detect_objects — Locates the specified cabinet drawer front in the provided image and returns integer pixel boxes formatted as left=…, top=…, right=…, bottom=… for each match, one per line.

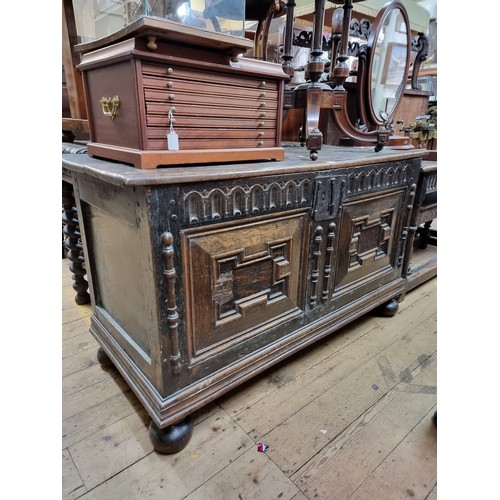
left=146, top=113, right=277, bottom=129
left=181, top=212, right=308, bottom=364
left=142, top=62, right=280, bottom=150
left=146, top=101, right=276, bottom=121
left=142, top=77, right=279, bottom=102
left=145, top=125, right=278, bottom=149
left=142, top=63, right=276, bottom=92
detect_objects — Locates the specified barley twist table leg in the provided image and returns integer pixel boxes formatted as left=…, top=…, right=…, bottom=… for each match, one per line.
left=62, top=181, right=90, bottom=305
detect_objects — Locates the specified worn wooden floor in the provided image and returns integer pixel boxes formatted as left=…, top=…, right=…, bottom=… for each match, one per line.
left=62, top=258, right=437, bottom=500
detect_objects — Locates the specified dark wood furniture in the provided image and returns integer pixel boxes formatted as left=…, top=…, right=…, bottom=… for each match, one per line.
left=62, top=0, right=89, bottom=142
left=405, top=156, right=437, bottom=292
left=63, top=144, right=427, bottom=453
left=62, top=142, right=90, bottom=305
left=284, top=0, right=414, bottom=160
left=394, top=88, right=433, bottom=133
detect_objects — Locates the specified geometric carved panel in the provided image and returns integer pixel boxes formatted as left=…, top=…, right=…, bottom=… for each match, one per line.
left=335, top=190, right=405, bottom=295
left=348, top=209, right=394, bottom=271
left=213, top=240, right=292, bottom=327
left=181, top=211, right=307, bottom=364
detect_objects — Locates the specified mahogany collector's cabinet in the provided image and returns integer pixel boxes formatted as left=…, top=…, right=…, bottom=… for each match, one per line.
left=63, top=145, right=425, bottom=453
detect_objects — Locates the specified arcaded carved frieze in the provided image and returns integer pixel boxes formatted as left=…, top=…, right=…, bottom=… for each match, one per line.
left=182, top=179, right=313, bottom=224
left=346, top=163, right=411, bottom=196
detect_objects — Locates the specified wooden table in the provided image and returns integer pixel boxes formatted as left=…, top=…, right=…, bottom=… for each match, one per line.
left=62, top=143, right=427, bottom=453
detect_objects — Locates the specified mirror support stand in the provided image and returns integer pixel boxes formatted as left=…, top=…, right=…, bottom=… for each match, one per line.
left=282, top=0, right=296, bottom=84
left=331, top=0, right=352, bottom=90
left=293, top=0, right=332, bottom=160
left=282, top=0, right=297, bottom=121
left=328, top=0, right=411, bottom=151
left=283, top=0, right=412, bottom=157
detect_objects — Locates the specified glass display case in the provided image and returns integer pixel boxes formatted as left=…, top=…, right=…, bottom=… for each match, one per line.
left=71, top=0, right=289, bottom=169
left=72, top=0, right=246, bottom=44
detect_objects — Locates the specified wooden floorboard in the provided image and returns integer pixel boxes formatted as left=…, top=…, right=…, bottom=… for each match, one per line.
left=62, top=258, right=437, bottom=499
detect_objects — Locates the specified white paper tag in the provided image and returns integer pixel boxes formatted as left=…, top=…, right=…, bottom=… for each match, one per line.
left=167, top=131, right=179, bottom=151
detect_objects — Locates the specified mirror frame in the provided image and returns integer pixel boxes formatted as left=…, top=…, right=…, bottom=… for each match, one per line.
left=365, top=0, right=411, bottom=127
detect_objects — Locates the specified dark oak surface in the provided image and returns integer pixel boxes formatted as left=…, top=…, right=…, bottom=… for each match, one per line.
left=63, top=144, right=430, bottom=453
left=63, top=143, right=425, bottom=185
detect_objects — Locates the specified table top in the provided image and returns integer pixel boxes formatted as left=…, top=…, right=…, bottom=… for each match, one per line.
left=62, top=143, right=427, bottom=187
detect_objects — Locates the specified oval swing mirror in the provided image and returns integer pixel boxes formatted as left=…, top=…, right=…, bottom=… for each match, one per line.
left=367, top=1, right=411, bottom=125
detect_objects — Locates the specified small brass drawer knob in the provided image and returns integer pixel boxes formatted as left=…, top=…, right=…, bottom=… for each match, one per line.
left=260, top=81, right=266, bottom=87
left=167, top=68, right=174, bottom=75
left=260, top=102, right=266, bottom=107
left=260, top=92, right=266, bottom=97
left=258, top=131, right=264, bottom=137
left=169, top=94, right=175, bottom=100
left=258, top=141, right=264, bottom=146
left=260, top=112, right=266, bottom=118
left=167, top=81, right=174, bottom=88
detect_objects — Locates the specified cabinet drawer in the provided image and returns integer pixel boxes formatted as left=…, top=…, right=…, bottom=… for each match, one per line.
left=142, top=62, right=279, bottom=150
left=142, top=63, right=278, bottom=93
left=142, top=76, right=279, bottom=102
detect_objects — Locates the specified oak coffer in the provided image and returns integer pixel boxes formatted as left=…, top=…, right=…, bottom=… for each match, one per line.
left=77, top=32, right=288, bottom=169
left=62, top=145, right=425, bottom=453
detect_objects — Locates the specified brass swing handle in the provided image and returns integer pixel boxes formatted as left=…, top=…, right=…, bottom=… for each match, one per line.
left=100, top=96, right=120, bottom=120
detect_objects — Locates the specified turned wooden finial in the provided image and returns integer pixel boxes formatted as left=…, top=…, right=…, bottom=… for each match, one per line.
left=147, top=36, right=157, bottom=50
left=331, top=0, right=354, bottom=90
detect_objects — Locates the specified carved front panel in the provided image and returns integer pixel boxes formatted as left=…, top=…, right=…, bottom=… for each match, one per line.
left=334, top=189, right=406, bottom=300
left=182, top=211, right=308, bottom=364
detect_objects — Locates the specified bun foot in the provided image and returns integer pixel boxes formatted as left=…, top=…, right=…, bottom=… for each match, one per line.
left=74, top=291, right=91, bottom=305
left=149, top=417, right=193, bottom=454
left=374, top=298, right=399, bottom=317
left=96, top=346, right=114, bottom=368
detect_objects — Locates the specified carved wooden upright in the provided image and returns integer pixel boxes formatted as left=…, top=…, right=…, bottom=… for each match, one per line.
left=61, top=178, right=90, bottom=305
left=63, top=145, right=425, bottom=452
